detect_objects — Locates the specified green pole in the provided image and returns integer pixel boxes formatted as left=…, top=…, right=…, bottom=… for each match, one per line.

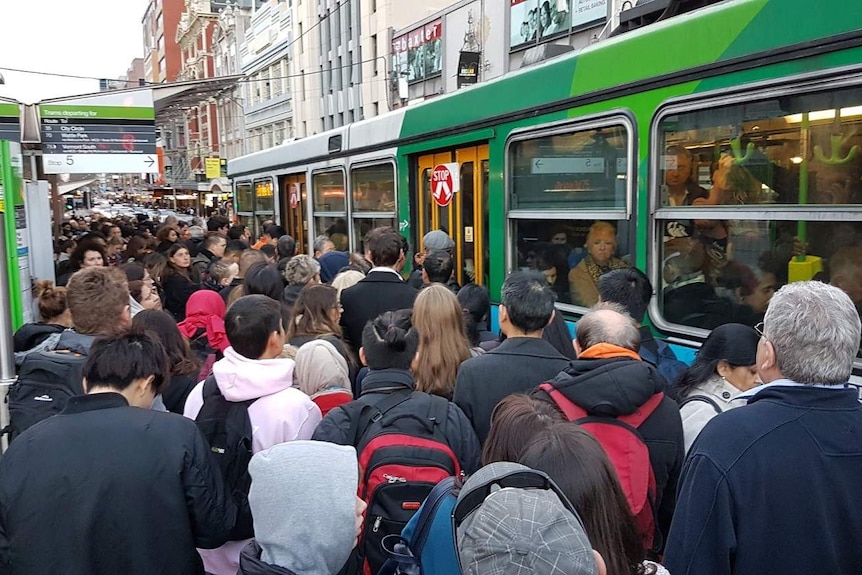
left=0, top=140, right=25, bottom=329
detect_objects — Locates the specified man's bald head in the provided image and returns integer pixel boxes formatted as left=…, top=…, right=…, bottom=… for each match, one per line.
left=575, top=303, right=640, bottom=353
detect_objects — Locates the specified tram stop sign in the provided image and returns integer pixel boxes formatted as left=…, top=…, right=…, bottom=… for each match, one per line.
left=432, top=163, right=459, bottom=207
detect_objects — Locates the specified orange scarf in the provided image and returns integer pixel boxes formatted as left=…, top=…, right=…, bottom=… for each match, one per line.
left=578, top=343, right=642, bottom=362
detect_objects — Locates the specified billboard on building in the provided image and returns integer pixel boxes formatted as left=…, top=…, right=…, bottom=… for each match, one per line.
left=540, top=0, right=572, bottom=38
left=392, top=19, right=444, bottom=84
left=510, top=0, right=539, bottom=48
left=511, top=0, right=605, bottom=49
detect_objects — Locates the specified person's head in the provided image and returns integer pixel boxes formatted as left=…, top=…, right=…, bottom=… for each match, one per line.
left=202, top=233, right=227, bottom=258
left=499, top=271, right=557, bottom=337
left=482, top=394, right=565, bottom=465
left=122, top=236, right=150, bottom=262
left=458, top=283, right=490, bottom=324
left=412, top=284, right=472, bottom=399
left=156, top=226, right=179, bottom=245
left=260, top=244, right=277, bottom=263
left=223, top=239, right=248, bottom=264
left=294, top=339, right=351, bottom=398
left=664, top=145, right=695, bottom=187
left=520, top=423, right=642, bottom=575
left=238, top=249, right=268, bottom=277
left=69, top=241, right=106, bottom=272
left=284, top=254, right=321, bottom=286
left=128, top=280, right=162, bottom=311
left=243, top=262, right=284, bottom=300
left=207, top=214, right=230, bottom=235
left=758, top=281, right=861, bottom=385
left=83, top=329, right=170, bottom=408
left=163, top=214, right=179, bottom=229
left=131, top=309, right=198, bottom=377
left=598, top=267, right=652, bottom=325
left=248, top=441, right=364, bottom=573
left=663, top=237, right=706, bottom=283
left=574, top=304, right=640, bottom=354
left=276, top=235, right=296, bottom=259
left=143, top=251, right=168, bottom=283
left=422, top=249, right=455, bottom=285
left=829, top=246, right=862, bottom=306
left=66, top=267, right=131, bottom=335
left=585, top=222, right=617, bottom=266
left=188, top=225, right=205, bottom=241
left=224, top=295, right=286, bottom=360
left=455, top=462, right=601, bottom=575
left=422, top=230, right=455, bottom=255
left=364, top=227, right=403, bottom=268
left=166, top=243, right=192, bottom=273
left=34, top=281, right=71, bottom=326
left=185, top=289, right=227, bottom=321
left=539, top=0, right=552, bottom=28
left=108, top=225, right=122, bottom=240
left=676, top=323, right=759, bottom=395
left=228, top=224, right=249, bottom=241
left=331, top=270, right=365, bottom=301
left=313, top=235, right=335, bottom=258
left=210, top=259, right=240, bottom=287
left=264, top=225, right=287, bottom=245
left=287, top=284, right=342, bottom=339
left=360, top=309, right=419, bottom=371
left=105, top=237, right=124, bottom=258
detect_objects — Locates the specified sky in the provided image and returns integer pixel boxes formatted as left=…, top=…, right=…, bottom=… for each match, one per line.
left=0, top=0, right=151, bottom=104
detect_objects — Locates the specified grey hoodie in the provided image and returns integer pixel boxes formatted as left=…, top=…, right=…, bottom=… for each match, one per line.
left=247, top=441, right=358, bottom=575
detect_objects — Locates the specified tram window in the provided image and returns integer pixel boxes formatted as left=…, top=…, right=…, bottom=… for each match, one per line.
left=236, top=182, right=253, bottom=212
left=658, top=87, right=862, bottom=207
left=351, top=164, right=395, bottom=212
left=511, top=218, right=634, bottom=306
left=254, top=179, right=274, bottom=213
left=315, top=216, right=349, bottom=251
left=509, top=124, right=629, bottom=210
left=353, top=217, right=397, bottom=254
left=313, top=171, right=346, bottom=212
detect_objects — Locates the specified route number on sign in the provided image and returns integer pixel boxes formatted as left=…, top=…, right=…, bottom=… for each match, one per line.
left=432, top=163, right=459, bottom=207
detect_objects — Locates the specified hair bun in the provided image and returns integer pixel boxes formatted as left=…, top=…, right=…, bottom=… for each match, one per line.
left=384, top=323, right=407, bottom=351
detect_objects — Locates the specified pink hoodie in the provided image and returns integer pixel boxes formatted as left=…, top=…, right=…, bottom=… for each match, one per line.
left=183, top=346, right=322, bottom=575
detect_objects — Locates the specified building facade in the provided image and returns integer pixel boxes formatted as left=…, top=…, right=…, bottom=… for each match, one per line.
left=213, top=1, right=253, bottom=162
left=142, top=0, right=185, bottom=84
left=239, top=0, right=295, bottom=153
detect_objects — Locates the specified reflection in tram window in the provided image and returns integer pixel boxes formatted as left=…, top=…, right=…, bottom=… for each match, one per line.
left=312, top=171, right=346, bottom=212
left=351, top=164, right=396, bottom=212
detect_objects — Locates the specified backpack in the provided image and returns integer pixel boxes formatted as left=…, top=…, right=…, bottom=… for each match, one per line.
left=378, top=476, right=460, bottom=575
left=345, top=390, right=461, bottom=575
left=538, top=382, right=663, bottom=551
left=194, top=374, right=256, bottom=540
left=6, top=349, right=88, bottom=441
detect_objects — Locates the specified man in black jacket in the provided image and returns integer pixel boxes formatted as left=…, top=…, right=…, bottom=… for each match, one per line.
left=453, top=271, right=571, bottom=445
left=340, top=227, right=418, bottom=349
left=536, top=304, right=684, bottom=548
left=0, top=330, right=235, bottom=575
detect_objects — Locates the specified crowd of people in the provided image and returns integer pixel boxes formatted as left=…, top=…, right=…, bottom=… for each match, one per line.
left=2, top=215, right=862, bottom=575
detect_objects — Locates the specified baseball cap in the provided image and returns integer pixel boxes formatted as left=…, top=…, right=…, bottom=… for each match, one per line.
left=423, top=230, right=455, bottom=251
left=455, top=462, right=597, bottom=575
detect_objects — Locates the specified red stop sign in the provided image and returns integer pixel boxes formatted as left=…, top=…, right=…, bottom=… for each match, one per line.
left=431, top=164, right=454, bottom=207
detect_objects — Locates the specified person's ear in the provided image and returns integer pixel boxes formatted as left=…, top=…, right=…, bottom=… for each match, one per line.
left=359, top=347, right=367, bottom=367
left=761, top=340, right=777, bottom=373
left=498, top=304, right=508, bottom=325
left=574, top=338, right=583, bottom=357
left=593, top=550, right=607, bottom=575
left=137, top=375, right=155, bottom=398
left=121, top=304, right=131, bottom=326
left=82, top=377, right=90, bottom=394
left=547, top=309, right=556, bottom=327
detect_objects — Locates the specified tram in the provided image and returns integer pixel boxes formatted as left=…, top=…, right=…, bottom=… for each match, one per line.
left=228, top=0, right=862, bottom=362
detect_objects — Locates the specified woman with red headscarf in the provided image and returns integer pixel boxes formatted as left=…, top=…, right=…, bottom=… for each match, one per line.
left=177, top=290, right=230, bottom=380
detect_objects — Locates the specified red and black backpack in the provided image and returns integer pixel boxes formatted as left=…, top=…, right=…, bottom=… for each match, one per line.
left=538, top=382, right=663, bottom=551
left=344, top=390, right=461, bottom=575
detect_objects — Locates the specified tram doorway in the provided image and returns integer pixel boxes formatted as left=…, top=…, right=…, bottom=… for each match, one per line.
left=279, top=173, right=307, bottom=255
left=416, top=145, right=489, bottom=285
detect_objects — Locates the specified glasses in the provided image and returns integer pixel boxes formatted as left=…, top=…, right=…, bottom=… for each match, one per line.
left=754, top=321, right=766, bottom=339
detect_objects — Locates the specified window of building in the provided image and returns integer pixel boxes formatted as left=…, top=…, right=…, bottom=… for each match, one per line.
left=507, top=116, right=634, bottom=306
left=371, top=35, right=378, bottom=75
left=312, top=170, right=347, bottom=242
left=652, top=81, right=862, bottom=343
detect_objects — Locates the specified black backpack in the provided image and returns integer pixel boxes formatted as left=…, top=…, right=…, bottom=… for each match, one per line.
left=344, top=390, right=461, bottom=575
left=6, top=349, right=88, bottom=441
left=194, top=375, right=257, bottom=540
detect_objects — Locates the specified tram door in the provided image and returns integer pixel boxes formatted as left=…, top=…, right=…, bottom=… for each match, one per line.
left=416, top=145, right=489, bottom=285
left=280, top=174, right=307, bottom=254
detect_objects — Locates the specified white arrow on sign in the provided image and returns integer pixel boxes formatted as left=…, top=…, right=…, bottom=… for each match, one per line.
left=435, top=179, right=452, bottom=202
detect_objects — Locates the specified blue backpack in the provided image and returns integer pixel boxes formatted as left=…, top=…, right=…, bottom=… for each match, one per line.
left=378, top=476, right=460, bottom=575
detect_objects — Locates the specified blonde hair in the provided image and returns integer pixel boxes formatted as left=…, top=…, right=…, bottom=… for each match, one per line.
left=412, top=284, right=471, bottom=399
left=587, top=221, right=617, bottom=243
left=331, top=270, right=365, bottom=300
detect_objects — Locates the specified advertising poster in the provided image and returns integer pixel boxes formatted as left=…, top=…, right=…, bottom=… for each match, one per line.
left=392, top=19, right=443, bottom=84
left=510, top=0, right=539, bottom=48
left=540, top=0, right=572, bottom=38
left=572, top=0, right=608, bottom=28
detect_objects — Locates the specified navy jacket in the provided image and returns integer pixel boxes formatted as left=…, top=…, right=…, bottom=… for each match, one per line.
left=664, top=384, right=862, bottom=575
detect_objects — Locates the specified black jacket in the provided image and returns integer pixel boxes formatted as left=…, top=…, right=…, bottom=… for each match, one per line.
left=312, top=368, right=481, bottom=474
left=537, top=355, right=684, bottom=545
left=453, top=337, right=571, bottom=444
left=162, top=272, right=200, bottom=321
left=0, top=393, right=235, bottom=575
left=339, top=270, right=418, bottom=350
left=12, top=322, right=66, bottom=353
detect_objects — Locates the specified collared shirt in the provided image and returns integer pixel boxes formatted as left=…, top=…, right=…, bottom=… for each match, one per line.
left=369, top=266, right=403, bottom=279
left=737, top=378, right=848, bottom=400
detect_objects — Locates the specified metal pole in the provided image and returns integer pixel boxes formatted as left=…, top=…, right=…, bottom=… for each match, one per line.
left=0, top=214, right=16, bottom=452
